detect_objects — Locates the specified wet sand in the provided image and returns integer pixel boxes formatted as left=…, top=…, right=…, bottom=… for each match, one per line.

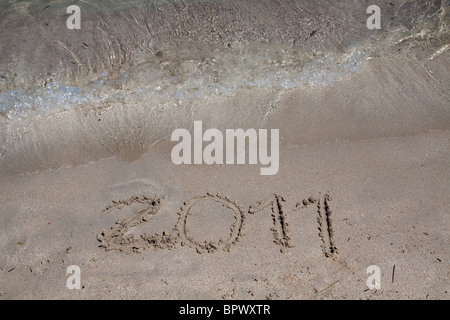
left=0, top=0, right=449, bottom=299
left=1, top=51, right=449, bottom=299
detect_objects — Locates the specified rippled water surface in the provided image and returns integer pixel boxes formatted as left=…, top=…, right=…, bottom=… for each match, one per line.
left=0, top=0, right=448, bottom=121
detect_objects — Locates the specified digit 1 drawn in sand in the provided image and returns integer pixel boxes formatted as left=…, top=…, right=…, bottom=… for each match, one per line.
left=296, top=193, right=337, bottom=258
left=175, top=193, right=245, bottom=254
left=249, top=194, right=293, bottom=252
left=97, top=196, right=178, bottom=253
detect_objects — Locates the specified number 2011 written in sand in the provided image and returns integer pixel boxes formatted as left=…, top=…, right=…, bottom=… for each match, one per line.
left=97, top=193, right=337, bottom=258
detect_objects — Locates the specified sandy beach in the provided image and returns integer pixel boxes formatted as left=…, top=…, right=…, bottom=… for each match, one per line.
left=0, top=0, right=449, bottom=299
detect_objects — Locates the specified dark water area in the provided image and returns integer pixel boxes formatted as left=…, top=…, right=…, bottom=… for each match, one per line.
left=0, top=0, right=448, bottom=122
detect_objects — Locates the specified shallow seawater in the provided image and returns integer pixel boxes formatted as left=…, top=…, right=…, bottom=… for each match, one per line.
left=0, top=0, right=448, bottom=123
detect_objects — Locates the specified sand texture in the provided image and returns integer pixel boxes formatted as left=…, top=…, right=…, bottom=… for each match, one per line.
left=0, top=0, right=449, bottom=299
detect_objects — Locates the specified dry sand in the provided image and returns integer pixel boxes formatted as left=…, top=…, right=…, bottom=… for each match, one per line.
left=0, top=0, right=449, bottom=300
left=1, top=51, right=449, bottom=300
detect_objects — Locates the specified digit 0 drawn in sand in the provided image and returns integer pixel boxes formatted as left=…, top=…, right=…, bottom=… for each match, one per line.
left=97, top=192, right=337, bottom=256
left=175, top=193, right=245, bottom=254
left=97, top=196, right=178, bottom=253
left=296, top=193, right=337, bottom=258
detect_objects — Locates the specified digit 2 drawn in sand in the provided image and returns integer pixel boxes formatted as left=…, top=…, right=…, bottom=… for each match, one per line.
left=97, top=193, right=337, bottom=257
left=97, top=196, right=178, bottom=253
